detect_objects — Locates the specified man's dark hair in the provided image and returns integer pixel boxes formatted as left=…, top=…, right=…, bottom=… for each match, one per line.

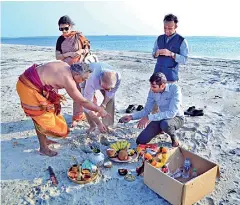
left=164, top=14, right=178, bottom=24
left=149, top=72, right=167, bottom=86
left=58, top=15, right=75, bottom=26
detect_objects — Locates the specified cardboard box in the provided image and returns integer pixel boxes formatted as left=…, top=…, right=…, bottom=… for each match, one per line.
left=144, top=147, right=220, bottom=205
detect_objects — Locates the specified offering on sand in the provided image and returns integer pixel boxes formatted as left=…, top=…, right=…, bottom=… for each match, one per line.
left=124, top=173, right=136, bottom=182
left=107, top=141, right=138, bottom=163
left=103, top=161, right=112, bottom=168
left=67, top=163, right=99, bottom=184
left=118, top=168, right=128, bottom=176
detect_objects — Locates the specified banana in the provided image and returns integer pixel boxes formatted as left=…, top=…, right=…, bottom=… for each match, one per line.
left=155, top=161, right=165, bottom=168
left=162, top=153, right=168, bottom=160
left=122, top=141, right=128, bottom=150
left=127, top=142, right=131, bottom=149
left=116, top=141, right=121, bottom=150
left=120, top=141, right=124, bottom=150
left=110, top=143, right=118, bottom=151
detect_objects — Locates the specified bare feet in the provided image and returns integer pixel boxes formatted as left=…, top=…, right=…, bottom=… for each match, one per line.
left=39, top=147, right=58, bottom=157
left=172, top=140, right=180, bottom=147
left=71, top=120, right=78, bottom=128
left=46, top=139, right=58, bottom=145
left=86, top=126, right=96, bottom=134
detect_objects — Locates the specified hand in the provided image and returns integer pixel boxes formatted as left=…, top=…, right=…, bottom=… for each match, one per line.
left=83, top=48, right=90, bottom=54
left=100, top=104, right=106, bottom=109
left=159, top=49, right=172, bottom=57
left=137, top=116, right=149, bottom=129
left=97, top=122, right=108, bottom=133
left=155, top=49, right=161, bottom=57
left=119, top=115, right=133, bottom=123
left=69, top=52, right=79, bottom=58
left=97, top=107, right=112, bottom=119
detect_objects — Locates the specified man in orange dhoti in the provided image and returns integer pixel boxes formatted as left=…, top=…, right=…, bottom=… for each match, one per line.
left=16, top=61, right=109, bottom=157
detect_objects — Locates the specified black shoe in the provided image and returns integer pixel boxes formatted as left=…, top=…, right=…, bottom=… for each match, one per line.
left=192, top=109, right=204, bottom=116
left=126, top=105, right=136, bottom=113
left=184, top=106, right=196, bottom=115
left=136, top=105, right=144, bottom=111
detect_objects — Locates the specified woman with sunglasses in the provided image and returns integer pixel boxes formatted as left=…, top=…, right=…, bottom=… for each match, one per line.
left=56, top=15, right=91, bottom=124
left=56, top=15, right=90, bottom=65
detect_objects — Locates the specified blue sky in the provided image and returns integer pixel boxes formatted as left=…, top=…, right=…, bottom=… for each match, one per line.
left=1, top=0, right=240, bottom=37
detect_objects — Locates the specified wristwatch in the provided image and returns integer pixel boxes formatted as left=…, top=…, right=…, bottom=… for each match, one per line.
left=171, top=52, right=176, bottom=58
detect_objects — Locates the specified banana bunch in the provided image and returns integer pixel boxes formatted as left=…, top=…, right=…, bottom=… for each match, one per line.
left=110, top=141, right=130, bottom=152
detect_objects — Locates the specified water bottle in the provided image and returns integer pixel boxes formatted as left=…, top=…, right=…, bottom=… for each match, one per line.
left=192, top=168, right=198, bottom=178
left=182, top=158, right=191, bottom=179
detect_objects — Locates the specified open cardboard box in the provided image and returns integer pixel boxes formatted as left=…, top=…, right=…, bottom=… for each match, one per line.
left=144, top=147, right=220, bottom=205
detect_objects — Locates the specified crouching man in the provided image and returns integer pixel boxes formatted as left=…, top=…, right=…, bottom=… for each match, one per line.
left=119, top=72, right=184, bottom=147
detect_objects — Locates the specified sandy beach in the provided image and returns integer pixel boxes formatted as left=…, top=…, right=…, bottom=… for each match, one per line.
left=1, top=44, right=240, bottom=205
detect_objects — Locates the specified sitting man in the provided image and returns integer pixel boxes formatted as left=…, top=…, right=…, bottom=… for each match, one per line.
left=119, top=72, right=184, bottom=147
left=16, top=61, right=109, bottom=157
left=83, top=62, right=121, bottom=133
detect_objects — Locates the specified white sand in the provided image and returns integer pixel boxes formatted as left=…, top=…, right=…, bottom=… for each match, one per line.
left=1, top=44, right=240, bottom=205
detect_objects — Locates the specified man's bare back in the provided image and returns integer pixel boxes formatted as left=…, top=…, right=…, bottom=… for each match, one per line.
left=36, top=61, right=109, bottom=118
left=37, top=61, right=71, bottom=90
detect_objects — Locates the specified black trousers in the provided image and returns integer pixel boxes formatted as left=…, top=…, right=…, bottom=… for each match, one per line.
left=136, top=116, right=184, bottom=144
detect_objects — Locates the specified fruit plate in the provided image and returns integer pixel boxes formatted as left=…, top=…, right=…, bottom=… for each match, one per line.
left=109, top=153, right=138, bottom=163
left=67, top=166, right=99, bottom=184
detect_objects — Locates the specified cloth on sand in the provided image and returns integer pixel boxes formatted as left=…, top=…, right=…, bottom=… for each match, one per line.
left=16, top=64, right=69, bottom=138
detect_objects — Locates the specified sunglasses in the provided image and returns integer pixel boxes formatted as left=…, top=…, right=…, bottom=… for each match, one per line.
left=59, top=27, right=69, bottom=31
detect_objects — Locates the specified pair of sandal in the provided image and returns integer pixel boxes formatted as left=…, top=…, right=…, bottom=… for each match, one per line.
left=126, top=104, right=144, bottom=113
left=184, top=106, right=204, bottom=116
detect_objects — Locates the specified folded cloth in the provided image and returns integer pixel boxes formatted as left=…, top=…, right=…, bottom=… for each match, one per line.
left=16, top=64, right=69, bottom=138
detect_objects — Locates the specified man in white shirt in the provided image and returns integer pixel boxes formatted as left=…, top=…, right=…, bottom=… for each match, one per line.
left=84, top=62, right=121, bottom=133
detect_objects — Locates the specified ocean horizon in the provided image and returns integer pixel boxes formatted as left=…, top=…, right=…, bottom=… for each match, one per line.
left=2, top=35, right=240, bottom=60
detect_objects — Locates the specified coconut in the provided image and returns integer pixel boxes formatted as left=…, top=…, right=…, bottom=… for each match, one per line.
left=118, top=150, right=129, bottom=161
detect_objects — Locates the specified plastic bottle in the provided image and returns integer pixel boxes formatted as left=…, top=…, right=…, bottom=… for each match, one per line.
left=182, top=158, right=191, bottom=179
left=192, top=168, right=198, bottom=178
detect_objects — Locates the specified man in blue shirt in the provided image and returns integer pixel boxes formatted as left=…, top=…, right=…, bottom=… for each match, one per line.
left=83, top=62, right=121, bottom=133
left=119, top=72, right=184, bottom=147
left=152, top=14, right=189, bottom=82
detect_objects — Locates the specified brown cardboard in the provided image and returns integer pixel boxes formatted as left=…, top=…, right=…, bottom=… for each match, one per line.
left=144, top=147, right=220, bottom=205
left=144, top=162, right=183, bottom=205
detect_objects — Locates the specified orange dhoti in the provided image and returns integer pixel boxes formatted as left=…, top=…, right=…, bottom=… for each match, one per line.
left=16, top=66, right=69, bottom=138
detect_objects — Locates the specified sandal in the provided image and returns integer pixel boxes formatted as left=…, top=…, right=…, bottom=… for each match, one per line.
left=184, top=106, right=196, bottom=115
left=192, top=109, right=204, bottom=116
left=136, top=105, right=144, bottom=111
left=126, top=105, right=136, bottom=113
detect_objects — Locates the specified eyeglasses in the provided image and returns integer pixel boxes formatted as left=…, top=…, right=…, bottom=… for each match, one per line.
left=59, top=27, right=69, bottom=31
left=101, top=84, right=113, bottom=91
left=104, top=88, right=112, bottom=91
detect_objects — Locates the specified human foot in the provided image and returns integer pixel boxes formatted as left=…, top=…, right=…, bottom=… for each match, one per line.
left=71, top=120, right=78, bottom=128
left=39, top=148, right=58, bottom=157
left=86, top=126, right=96, bottom=134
